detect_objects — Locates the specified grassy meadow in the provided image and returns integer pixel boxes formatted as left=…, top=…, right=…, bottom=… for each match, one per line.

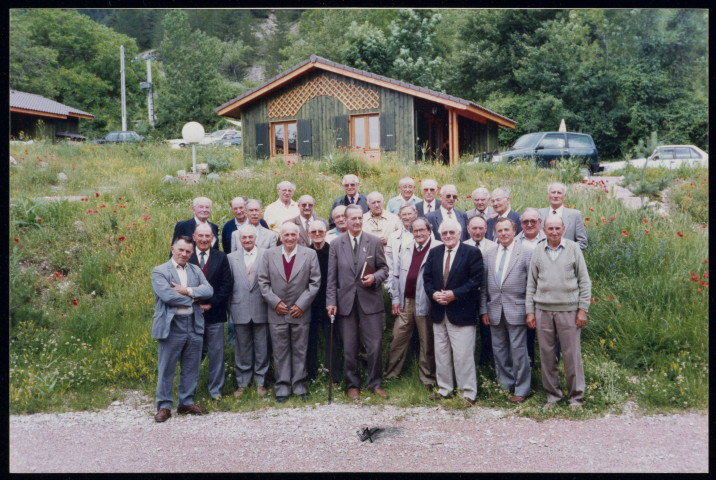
left=9, top=142, right=708, bottom=418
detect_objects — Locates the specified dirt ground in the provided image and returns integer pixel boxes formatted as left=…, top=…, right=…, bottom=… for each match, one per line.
left=9, top=392, right=708, bottom=473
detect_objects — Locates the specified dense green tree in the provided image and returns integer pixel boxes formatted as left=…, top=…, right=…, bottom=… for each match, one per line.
left=155, top=10, right=233, bottom=135
left=342, top=21, right=392, bottom=76
left=10, top=9, right=145, bottom=136
left=387, top=9, right=445, bottom=90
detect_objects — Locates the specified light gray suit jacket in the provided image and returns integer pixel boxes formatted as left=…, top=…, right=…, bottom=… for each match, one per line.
left=258, top=245, right=321, bottom=325
left=479, top=241, right=533, bottom=326
left=389, top=238, right=442, bottom=316
left=231, top=225, right=277, bottom=253
left=326, top=232, right=389, bottom=316
left=539, top=206, right=587, bottom=250
left=227, top=249, right=268, bottom=324
left=151, top=260, right=214, bottom=340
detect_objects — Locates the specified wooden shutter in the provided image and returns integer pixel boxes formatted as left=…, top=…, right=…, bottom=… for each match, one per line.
left=255, top=123, right=269, bottom=158
left=381, top=113, right=395, bottom=151
left=297, top=119, right=312, bottom=156
left=333, top=115, right=349, bottom=148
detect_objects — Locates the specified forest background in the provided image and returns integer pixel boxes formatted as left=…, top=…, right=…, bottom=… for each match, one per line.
left=9, top=8, right=709, bottom=159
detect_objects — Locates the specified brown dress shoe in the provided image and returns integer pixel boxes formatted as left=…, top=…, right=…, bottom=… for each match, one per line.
left=233, top=387, right=245, bottom=398
left=371, top=387, right=387, bottom=398
left=510, top=395, right=527, bottom=404
left=256, top=386, right=268, bottom=396
left=177, top=404, right=207, bottom=415
left=347, top=387, right=360, bottom=400
left=429, top=393, right=447, bottom=401
left=463, top=397, right=475, bottom=406
left=154, top=408, right=171, bottom=423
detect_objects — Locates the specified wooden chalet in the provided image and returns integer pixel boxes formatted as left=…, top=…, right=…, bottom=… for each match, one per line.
left=10, top=90, right=94, bottom=142
left=216, top=55, right=515, bottom=165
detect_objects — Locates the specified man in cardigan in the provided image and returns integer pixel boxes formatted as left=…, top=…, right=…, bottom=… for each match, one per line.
left=189, top=223, right=232, bottom=400
left=526, top=215, right=591, bottom=409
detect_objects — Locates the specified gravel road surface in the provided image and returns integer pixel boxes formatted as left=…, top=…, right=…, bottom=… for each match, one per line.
left=10, top=393, right=707, bottom=473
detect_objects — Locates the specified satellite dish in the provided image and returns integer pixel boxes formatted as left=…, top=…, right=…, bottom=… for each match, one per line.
left=182, top=122, right=205, bottom=143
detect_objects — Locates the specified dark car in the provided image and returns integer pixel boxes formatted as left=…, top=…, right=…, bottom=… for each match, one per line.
left=220, top=132, right=242, bottom=147
left=492, top=131, right=602, bottom=174
left=90, top=131, right=145, bottom=144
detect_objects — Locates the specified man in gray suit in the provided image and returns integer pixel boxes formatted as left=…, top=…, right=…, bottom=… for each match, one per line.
left=232, top=199, right=277, bottom=252
left=283, top=194, right=328, bottom=247
left=539, top=182, right=588, bottom=250
left=480, top=218, right=533, bottom=404
left=227, top=224, right=270, bottom=398
left=326, top=204, right=390, bottom=400
left=151, top=235, right=214, bottom=422
left=259, top=222, right=321, bottom=402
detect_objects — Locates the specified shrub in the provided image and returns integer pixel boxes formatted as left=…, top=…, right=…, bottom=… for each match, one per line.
left=670, top=173, right=709, bottom=224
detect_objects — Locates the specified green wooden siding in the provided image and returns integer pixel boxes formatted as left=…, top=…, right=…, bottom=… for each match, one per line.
left=240, top=70, right=499, bottom=164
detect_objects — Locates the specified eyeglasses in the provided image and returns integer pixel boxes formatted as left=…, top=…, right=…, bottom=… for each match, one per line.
left=443, top=194, right=458, bottom=199
left=343, top=183, right=357, bottom=187
left=309, top=230, right=326, bottom=235
left=441, top=230, right=458, bottom=235
left=521, top=219, right=540, bottom=225
left=299, top=203, right=314, bottom=207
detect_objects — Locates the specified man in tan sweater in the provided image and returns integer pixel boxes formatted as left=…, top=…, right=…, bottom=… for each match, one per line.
left=526, top=215, right=591, bottom=409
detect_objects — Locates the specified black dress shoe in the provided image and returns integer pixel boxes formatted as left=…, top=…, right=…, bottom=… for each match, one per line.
left=276, top=396, right=289, bottom=403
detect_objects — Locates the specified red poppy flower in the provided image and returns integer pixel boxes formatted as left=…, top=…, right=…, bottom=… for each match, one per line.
left=72, top=300, right=79, bottom=306
left=677, top=231, right=684, bottom=238
left=644, top=229, right=650, bottom=234
left=95, top=192, right=100, bottom=198
left=13, top=237, right=19, bottom=243
left=37, top=218, right=43, bottom=223
left=113, top=210, right=118, bottom=214
left=621, top=230, right=629, bottom=237
left=589, top=207, right=594, bottom=212
left=642, top=218, right=649, bottom=224
left=704, top=271, right=709, bottom=279
left=703, top=259, right=708, bottom=264
left=118, top=236, right=126, bottom=242
left=609, top=295, right=615, bottom=300
left=584, top=217, right=590, bottom=222
left=690, top=272, right=699, bottom=282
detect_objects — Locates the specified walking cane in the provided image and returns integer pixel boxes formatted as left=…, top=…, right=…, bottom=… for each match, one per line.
left=328, top=314, right=335, bottom=404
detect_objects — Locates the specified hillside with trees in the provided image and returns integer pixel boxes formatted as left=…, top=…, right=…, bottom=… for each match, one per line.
left=10, top=8, right=708, bottom=158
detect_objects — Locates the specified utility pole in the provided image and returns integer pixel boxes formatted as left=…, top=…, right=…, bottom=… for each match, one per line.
left=120, top=45, right=127, bottom=131
left=140, top=57, right=155, bottom=128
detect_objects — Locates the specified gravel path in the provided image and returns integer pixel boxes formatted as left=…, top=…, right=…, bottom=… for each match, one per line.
left=10, top=393, right=707, bottom=473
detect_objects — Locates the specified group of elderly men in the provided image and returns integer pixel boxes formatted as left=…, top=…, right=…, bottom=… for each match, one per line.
left=151, top=173, right=591, bottom=422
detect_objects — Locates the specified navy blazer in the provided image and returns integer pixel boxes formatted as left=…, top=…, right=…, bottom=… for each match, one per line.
left=328, top=193, right=369, bottom=228
left=221, top=218, right=269, bottom=253
left=425, top=208, right=469, bottom=241
left=485, top=210, right=522, bottom=241
left=423, top=243, right=483, bottom=326
left=415, top=199, right=441, bottom=218
left=172, top=218, right=220, bottom=249
left=189, top=248, right=233, bottom=324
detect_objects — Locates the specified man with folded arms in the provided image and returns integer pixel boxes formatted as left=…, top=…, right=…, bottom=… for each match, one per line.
left=480, top=218, right=532, bottom=404
left=526, top=215, right=591, bottom=410
left=151, top=235, right=214, bottom=422
left=385, top=216, right=439, bottom=390
left=423, top=218, right=483, bottom=406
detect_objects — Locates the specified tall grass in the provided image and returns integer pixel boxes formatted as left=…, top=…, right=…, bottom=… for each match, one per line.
left=9, top=141, right=708, bottom=415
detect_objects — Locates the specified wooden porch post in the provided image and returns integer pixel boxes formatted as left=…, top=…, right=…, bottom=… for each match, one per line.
left=448, top=108, right=459, bottom=165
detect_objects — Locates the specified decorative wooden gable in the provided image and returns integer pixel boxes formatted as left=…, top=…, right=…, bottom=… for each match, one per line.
left=268, top=74, right=380, bottom=118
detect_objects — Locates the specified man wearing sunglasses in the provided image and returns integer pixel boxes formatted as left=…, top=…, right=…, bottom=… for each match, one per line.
left=516, top=208, right=546, bottom=249
left=425, top=184, right=469, bottom=242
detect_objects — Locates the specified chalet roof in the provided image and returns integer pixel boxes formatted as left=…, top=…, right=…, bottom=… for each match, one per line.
left=216, top=55, right=515, bottom=129
left=10, top=90, right=94, bottom=120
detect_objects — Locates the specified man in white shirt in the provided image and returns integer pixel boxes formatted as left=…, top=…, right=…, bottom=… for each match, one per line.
left=425, top=184, right=469, bottom=241
left=263, top=180, right=300, bottom=234
left=387, top=176, right=420, bottom=214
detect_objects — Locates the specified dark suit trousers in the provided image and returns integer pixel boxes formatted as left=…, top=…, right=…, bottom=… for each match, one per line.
left=478, top=319, right=494, bottom=366
left=308, top=307, right=343, bottom=383
left=340, top=301, right=383, bottom=390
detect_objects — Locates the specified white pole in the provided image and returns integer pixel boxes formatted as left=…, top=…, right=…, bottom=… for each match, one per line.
left=120, top=45, right=127, bottom=131
left=192, top=145, right=197, bottom=173
left=146, top=58, right=155, bottom=128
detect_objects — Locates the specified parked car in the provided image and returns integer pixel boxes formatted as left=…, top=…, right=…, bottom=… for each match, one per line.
left=166, top=129, right=240, bottom=148
left=491, top=131, right=602, bottom=174
left=600, top=145, right=709, bottom=174
left=220, top=132, right=242, bottom=147
left=90, top=131, right=144, bottom=144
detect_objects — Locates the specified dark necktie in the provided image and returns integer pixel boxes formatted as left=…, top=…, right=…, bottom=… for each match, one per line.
left=199, top=251, right=206, bottom=268
left=426, top=204, right=432, bottom=213
left=443, top=249, right=451, bottom=289
left=350, top=197, right=355, bottom=204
